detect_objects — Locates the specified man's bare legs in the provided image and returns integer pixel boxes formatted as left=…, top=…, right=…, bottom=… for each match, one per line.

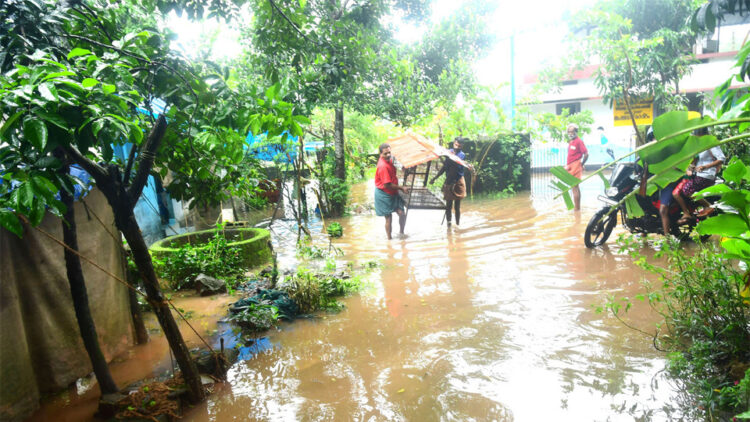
left=384, top=209, right=406, bottom=239
left=674, top=192, right=692, bottom=217
left=660, top=204, right=671, bottom=236
left=572, top=186, right=581, bottom=211
left=395, top=208, right=406, bottom=235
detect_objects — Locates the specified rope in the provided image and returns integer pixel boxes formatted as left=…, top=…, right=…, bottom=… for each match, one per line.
left=81, top=199, right=120, bottom=244
left=19, top=215, right=216, bottom=354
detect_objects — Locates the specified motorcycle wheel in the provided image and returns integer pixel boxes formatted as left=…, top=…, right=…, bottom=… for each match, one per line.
left=584, top=208, right=618, bottom=248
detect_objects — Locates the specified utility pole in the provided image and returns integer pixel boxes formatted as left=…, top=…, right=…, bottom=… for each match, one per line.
left=510, top=33, right=516, bottom=130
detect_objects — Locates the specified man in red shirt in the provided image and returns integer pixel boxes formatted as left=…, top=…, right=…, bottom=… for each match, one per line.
left=374, top=143, right=409, bottom=239
left=564, top=123, right=588, bottom=211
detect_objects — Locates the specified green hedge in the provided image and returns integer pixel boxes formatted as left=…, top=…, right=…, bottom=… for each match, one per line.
left=461, top=134, right=531, bottom=194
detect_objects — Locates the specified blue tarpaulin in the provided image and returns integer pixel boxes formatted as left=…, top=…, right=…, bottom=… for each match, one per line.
left=245, top=132, right=324, bottom=163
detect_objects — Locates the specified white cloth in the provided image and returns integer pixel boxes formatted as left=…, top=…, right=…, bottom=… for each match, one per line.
left=696, top=146, right=725, bottom=180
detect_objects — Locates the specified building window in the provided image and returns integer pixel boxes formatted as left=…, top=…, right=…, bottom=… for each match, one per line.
left=556, top=102, right=580, bottom=115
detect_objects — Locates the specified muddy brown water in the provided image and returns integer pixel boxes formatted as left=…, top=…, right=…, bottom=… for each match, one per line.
left=182, top=176, right=685, bottom=421
left=30, top=174, right=689, bottom=421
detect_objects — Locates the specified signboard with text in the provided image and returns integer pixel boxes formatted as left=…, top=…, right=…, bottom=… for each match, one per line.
left=613, top=97, right=653, bottom=127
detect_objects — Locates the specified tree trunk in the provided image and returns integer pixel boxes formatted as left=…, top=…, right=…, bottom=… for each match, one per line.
left=334, top=107, right=345, bottom=181
left=124, top=253, right=149, bottom=345
left=60, top=183, right=119, bottom=395
left=65, top=117, right=204, bottom=403
left=128, top=287, right=149, bottom=344
left=113, top=202, right=204, bottom=403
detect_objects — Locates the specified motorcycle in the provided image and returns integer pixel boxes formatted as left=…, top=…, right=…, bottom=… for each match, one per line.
left=584, top=149, right=715, bottom=248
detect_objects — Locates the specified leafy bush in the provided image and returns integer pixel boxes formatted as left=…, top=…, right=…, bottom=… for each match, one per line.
left=153, top=227, right=246, bottom=290
left=610, top=235, right=750, bottom=418
left=461, top=135, right=531, bottom=194
left=296, top=240, right=342, bottom=260
left=296, top=242, right=327, bottom=259
left=326, top=222, right=343, bottom=238
left=229, top=304, right=279, bottom=331
left=322, top=176, right=349, bottom=217
left=283, top=267, right=361, bottom=313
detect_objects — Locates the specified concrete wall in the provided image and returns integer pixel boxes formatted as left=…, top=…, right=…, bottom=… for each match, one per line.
left=0, top=190, right=132, bottom=422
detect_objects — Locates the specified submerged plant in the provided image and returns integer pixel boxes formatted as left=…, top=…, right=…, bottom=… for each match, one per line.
left=296, top=239, right=343, bottom=261
left=283, top=267, right=361, bottom=313
left=296, top=242, right=327, bottom=260
left=230, top=304, right=279, bottom=332
left=326, top=222, right=343, bottom=238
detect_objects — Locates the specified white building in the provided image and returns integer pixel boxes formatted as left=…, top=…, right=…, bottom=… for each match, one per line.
left=521, top=16, right=750, bottom=167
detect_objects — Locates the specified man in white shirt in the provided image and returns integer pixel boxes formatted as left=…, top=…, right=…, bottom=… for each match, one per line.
left=674, top=142, right=725, bottom=223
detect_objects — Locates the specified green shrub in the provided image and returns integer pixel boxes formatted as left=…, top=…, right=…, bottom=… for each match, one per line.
left=283, top=267, right=361, bottom=314
left=153, top=227, right=246, bottom=290
left=296, top=242, right=327, bottom=259
left=230, top=304, right=279, bottom=331
left=322, top=176, right=349, bottom=217
left=326, top=222, right=343, bottom=238
left=610, top=235, right=750, bottom=418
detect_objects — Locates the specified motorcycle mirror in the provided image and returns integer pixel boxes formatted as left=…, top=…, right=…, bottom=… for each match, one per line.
left=606, top=148, right=615, bottom=160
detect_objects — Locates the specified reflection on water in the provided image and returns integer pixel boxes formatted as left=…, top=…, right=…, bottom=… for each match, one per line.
left=184, top=174, right=685, bottom=421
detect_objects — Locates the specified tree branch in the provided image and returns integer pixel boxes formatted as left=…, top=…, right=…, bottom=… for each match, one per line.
left=123, top=143, right=138, bottom=184
left=268, top=0, right=313, bottom=43
left=304, top=126, right=330, bottom=139
left=65, top=34, right=202, bottom=105
left=128, top=116, right=167, bottom=203
left=62, top=145, right=108, bottom=180
left=71, top=5, right=114, bottom=43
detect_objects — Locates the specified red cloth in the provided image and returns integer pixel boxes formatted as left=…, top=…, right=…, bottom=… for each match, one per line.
left=567, top=137, right=588, bottom=165
left=375, top=156, right=398, bottom=195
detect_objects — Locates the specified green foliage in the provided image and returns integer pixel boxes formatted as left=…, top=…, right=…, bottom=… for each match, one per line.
left=713, top=42, right=750, bottom=130
left=153, top=227, right=246, bottom=290
left=610, top=235, right=750, bottom=418
left=413, top=85, right=510, bottom=141
left=689, top=0, right=750, bottom=39
left=568, top=0, right=701, bottom=112
left=295, top=242, right=327, bottom=260
left=230, top=303, right=279, bottom=331
left=551, top=109, right=750, bottom=212
left=0, top=0, right=308, bottom=236
left=533, top=109, right=594, bottom=143
left=321, top=176, right=349, bottom=216
left=714, top=124, right=750, bottom=164
left=326, top=222, right=343, bottom=238
left=462, top=136, right=531, bottom=194
left=308, top=108, right=399, bottom=180
left=694, top=158, right=750, bottom=268
left=283, top=267, right=361, bottom=313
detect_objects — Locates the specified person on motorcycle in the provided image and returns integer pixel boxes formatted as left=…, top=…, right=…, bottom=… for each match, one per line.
left=638, top=127, right=679, bottom=237
left=564, top=123, right=588, bottom=211
left=673, top=128, right=725, bottom=224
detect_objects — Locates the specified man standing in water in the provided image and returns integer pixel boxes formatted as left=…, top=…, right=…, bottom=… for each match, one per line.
left=564, top=123, right=588, bottom=211
left=430, top=137, right=468, bottom=226
left=374, top=143, right=409, bottom=239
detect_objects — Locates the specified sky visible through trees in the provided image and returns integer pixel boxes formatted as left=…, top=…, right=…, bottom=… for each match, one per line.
left=167, top=0, right=597, bottom=86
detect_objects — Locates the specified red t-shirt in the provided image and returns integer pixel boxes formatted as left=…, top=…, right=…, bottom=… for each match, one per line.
left=567, top=137, right=588, bottom=165
left=375, top=156, right=398, bottom=195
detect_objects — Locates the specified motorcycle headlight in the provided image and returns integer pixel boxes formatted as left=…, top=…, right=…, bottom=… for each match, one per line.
left=605, top=187, right=619, bottom=197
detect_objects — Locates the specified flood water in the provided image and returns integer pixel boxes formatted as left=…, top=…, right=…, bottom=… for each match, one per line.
left=182, top=174, right=686, bottom=421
